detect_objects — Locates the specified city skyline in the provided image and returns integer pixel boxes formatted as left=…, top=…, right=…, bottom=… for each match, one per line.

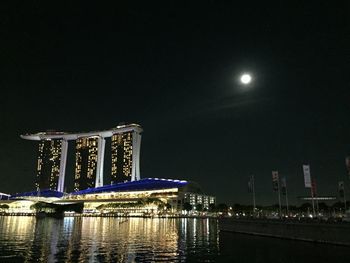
left=1, top=2, right=350, bottom=205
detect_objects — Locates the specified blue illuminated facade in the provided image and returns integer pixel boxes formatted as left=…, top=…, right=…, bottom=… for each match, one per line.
left=0, top=193, right=10, bottom=200
left=10, top=190, right=64, bottom=199
left=72, top=178, right=188, bottom=195
left=10, top=178, right=188, bottom=199
left=4, top=178, right=216, bottom=214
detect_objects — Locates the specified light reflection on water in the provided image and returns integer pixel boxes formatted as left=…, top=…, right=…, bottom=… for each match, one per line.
left=1, top=216, right=350, bottom=262
left=0, top=216, right=219, bottom=262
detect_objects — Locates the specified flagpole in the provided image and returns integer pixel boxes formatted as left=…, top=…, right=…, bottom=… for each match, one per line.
left=313, top=179, right=319, bottom=217
left=310, top=186, right=315, bottom=217
left=285, top=180, right=289, bottom=216
left=277, top=178, right=282, bottom=218
left=344, top=185, right=347, bottom=212
left=252, top=175, right=256, bottom=216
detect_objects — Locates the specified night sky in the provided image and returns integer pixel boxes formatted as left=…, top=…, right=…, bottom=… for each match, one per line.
left=1, top=2, right=350, bottom=205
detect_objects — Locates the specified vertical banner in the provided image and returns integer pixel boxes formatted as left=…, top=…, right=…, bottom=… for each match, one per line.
left=302, top=164, right=311, bottom=188
left=346, top=157, right=350, bottom=179
left=339, top=181, right=345, bottom=198
left=272, top=171, right=279, bottom=192
left=281, top=177, right=287, bottom=195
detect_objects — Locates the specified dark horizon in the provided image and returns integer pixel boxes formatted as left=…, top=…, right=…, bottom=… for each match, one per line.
left=1, top=2, right=350, bottom=205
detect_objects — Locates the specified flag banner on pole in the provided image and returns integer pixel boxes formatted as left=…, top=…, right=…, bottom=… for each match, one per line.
left=346, top=157, right=350, bottom=179
left=281, top=177, right=287, bottom=195
left=272, top=171, right=279, bottom=192
left=302, top=164, right=311, bottom=188
left=248, top=176, right=253, bottom=193
left=339, top=181, right=345, bottom=198
left=311, top=179, right=317, bottom=197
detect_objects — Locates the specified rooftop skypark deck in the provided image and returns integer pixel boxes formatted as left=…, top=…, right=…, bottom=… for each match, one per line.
left=21, top=123, right=142, bottom=141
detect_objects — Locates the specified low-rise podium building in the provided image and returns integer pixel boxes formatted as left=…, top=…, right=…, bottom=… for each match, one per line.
left=5, top=178, right=215, bottom=215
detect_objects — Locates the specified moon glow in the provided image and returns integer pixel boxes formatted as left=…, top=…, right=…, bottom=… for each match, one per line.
left=240, top=74, right=252, bottom=84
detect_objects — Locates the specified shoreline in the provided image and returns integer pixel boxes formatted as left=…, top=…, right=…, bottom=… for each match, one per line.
left=0, top=213, right=217, bottom=219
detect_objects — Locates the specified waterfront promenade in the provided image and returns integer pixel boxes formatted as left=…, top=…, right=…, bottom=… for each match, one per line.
left=219, top=217, right=350, bottom=247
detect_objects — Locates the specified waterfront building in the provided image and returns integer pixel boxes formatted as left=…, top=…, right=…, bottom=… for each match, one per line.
left=184, top=193, right=216, bottom=210
left=8, top=124, right=215, bottom=216
left=74, top=137, right=99, bottom=191
left=110, top=127, right=142, bottom=183
left=111, top=131, right=133, bottom=183
left=21, top=124, right=142, bottom=192
left=6, top=178, right=216, bottom=215
left=36, top=139, right=62, bottom=191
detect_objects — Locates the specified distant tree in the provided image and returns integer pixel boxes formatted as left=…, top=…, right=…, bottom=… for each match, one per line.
left=233, top=203, right=242, bottom=210
left=318, top=202, right=328, bottom=211
left=30, top=202, right=56, bottom=212
left=299, top=203, right=312, bottom=211
left=158, top=203, right=165, bottom=210
left=332, top=202, right=342, bottom=208
left=233, top=203, right=254, bottom=213
left=272, top=204, right=280, bottom=210
left=216, top=203, right=228, bottom=213
left=196, top=204, right=203, bottom=211
left=288, top=205, right=297, bottom=211
left=209, top=203, right=216, bottom=212
left=165, top=203, right=171, bottom=210
left=0, top=204, right=9, bottom=209
left=30, top=202, right=45, bottom=211
left=332, top=202, right=345, bottom=210
left=264, top=205, right=275, bottom=211
left=183, top=202, right=192, bottom=211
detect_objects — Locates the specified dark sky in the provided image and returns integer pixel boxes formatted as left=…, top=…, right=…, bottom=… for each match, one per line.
left=1, top=1, right=350, bottom=205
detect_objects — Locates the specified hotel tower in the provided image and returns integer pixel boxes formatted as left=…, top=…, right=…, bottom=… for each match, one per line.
left=21, top=124, right=142, bottom=192
left=36, top=139, right=63, bottom=191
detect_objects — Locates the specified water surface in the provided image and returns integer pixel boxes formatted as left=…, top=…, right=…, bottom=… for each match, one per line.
left=0, top=216, right=349, bottom=262
left=0, top=216, right=218, bottom=262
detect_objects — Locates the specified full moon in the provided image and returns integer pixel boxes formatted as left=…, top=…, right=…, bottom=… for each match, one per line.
left=240, top=74, right=252, bottom=84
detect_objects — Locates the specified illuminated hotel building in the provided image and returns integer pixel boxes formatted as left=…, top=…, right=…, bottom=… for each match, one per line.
left=74, top=137, right=99, bottom=191
left=36, top=139, right=62, bottom=191
left=111, top=132, right=133, bottom=183
left=8, top=124, right=218, bottom=216
left=21, top=124, right=142, bottom=192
